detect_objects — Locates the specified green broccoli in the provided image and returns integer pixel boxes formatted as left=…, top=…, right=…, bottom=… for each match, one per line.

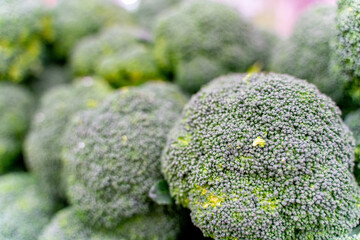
left=71, top=26, right=161, bottom=88
left=62, top=81, right=187, bottom=229
left=30, top=65, right=71, bottom=96
left=270, top=4, right=344, bottom=103
left=153, top=0, right=267, bottom=93
left=334, top=0, right=360, bottom=105
left=50, top=0, right=134, bottom=59
left=0, top=173, right=56, bottom=240
left=24, top=77, right=111, bottom=200
left=39, top=206, right=180, bottom=240
left=161, top=73, right=360, bottom=239
left=0, top=0, right=49, bottom=82
left=135, top=0, right=181, bottom=30
left=345, top=110, right=360, bottom=181
left=0, top=83, right=34, bottom=173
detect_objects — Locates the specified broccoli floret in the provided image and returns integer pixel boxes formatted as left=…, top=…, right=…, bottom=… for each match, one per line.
left=153, top=0, right=267, bottom=93
left=334, top=0, right=360, bottom=105
left=30, top=65, right=71, bottom=96
left=0, top=0, right=49, bottom=82
left=39, top=206, right=180, bottom=240
left=0, top=173, right=56, bottom=240
left=62, top=81, right=187, bottom=229
left=345, top=110, right=360, bottom=181
left=135, top=0, right=181, bottom=30
left=0, top=83, right=34, bottom=173
left=270, top=4, right=344, bottom=103
left=161, top=73, right=360, bottom=239
left=50, top=0, right=134, bottom=59
left=24, top=77, right=111, bottom=200
left=71, top=26, right=160, bottom=88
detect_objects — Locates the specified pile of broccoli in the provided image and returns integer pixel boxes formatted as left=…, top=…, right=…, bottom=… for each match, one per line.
left=1, top=0, right=360, bottom=239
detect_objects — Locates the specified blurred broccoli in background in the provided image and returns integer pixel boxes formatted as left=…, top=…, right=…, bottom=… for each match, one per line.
left=30, top=65, right=71, bottom=96
left=62, top=82, right=187, bottom=229
left=334, top=0, right=360, bottom=106
left=72, top=26, right=161, bottom=88
left=0, top=83, right=34, bottom=174
left=50, top=0, right=134, bottom=60
left=162, top=73, right=360, bottom=239
left=0, top=173, right=56, bottom=240
left=39, top=206, right=180, bottom=240
left=0, top=0, right=50, bottom=82
left=135, top=0, right=181, bottom=30
left=270, top=4, right=344, bottom=103
left=154, top=0, right=271, bottom=93
left=24, top=78, right=111, bottom=200
left=345, top=110, right=360, bottom=182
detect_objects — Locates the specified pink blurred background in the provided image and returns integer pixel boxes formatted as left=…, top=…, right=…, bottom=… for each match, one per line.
left=216, top=0, right=337, bottom=37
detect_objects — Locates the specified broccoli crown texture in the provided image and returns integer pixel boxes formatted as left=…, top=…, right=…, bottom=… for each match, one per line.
left=72, top=26, right=160, bottom=88
left=0, top=173, right=55, bottom=240
left=135, top=0, right=181, bottom=29
left=0, top=83, right=34, bottom=173
left=154, top=0, right=265, bottom=93
left=62, top=81, right=187, bottom=229
left=334, top=0, right=360, bottom=105
left=161, top=73, right=360, bottom=239
left=345, top=110, right=360, bottom=181
left=51, top=0, right=133, bottom=59
left=39, top=206, right=180, bottom=240
left=24, top=77, right=111, bottom=200
left=270, top=4, right=344, bottom=102
left=0, top=0, right=48, bottom=82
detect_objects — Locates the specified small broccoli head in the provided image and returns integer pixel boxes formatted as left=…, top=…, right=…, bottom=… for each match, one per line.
left=62, top=81, right=187, bottom=229
left=0, top=173, right=55, bottom=240
left=154, top=0, right=264, bottom=93
left=0, top=0, right=48, bottom=82
left=72, top=26, right=161, bottom=88
left=161, top=73, right=360, bottom=239
left=51, top=0, right=133, bottom=59
left=24, top=77, right=111, bottom=200
left=39, top=206, right=180, bottom=240
left=345, top=110, right=360, bottom=181
left=334, top=0, right=360, bottom=105
left=0, top=83, right=34, bottom=173
left=270, top=4, right=345, bottom=103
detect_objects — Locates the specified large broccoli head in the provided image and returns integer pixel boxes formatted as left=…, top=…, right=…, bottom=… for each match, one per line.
left=50, top=0, right=133, bottom=59
left=0, top=173, right=55, bottom=240
left=71, top=26, right=161, bottom=88
left=154, top=0, right=265, bottom=93
left=161, top=73, right=360, bottom=239
left=270, top=4, right=344, bottom=103
left=39, top=206, right=180, bottom=240
left=345, top=110, right=360, bottom=181
left=0, top=0, right=49, bottom=82
left=62, top=82, right=187, bottom=229
left=24, top=78, right=111, bottom=200
left=0, top=83, right=34, bottom=173
left=334, top=0, right=360, bottom=105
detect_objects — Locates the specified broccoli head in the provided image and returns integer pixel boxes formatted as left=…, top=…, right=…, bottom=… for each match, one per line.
left=161, top=73, right=360, bottom=239
left=24, top=77, right=111, bottom=200
left=135, top=0, right=181, bottom=30
left=50, top=0, right=134, bottom=59
left=270, top=4, right=344, bottom=103
left=39, top=206, right=180, bottom=240
left=154, top=0, right=266, bottom=93
left=345, top=110, right=360, bottom=181
left=0, top=173, right=56, bottom=240
left=0, top=0, right=49, bottom=82
left=71, top=26, right=161, bottom=88
left=0, top=83, right=34, bottom=173
left=62, top=82, right=187, bottom=229
left=334, top=0, right=360, bottom=105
